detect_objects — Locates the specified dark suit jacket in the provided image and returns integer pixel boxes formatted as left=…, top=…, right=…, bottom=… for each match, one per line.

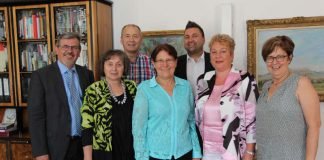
left=175, top=51, right=214, bottom=80
left=28, top=62, right=94, bottom=160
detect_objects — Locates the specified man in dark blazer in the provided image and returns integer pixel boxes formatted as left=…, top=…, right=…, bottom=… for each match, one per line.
left=28, top=32, right=94, bottom=160
left=175, top=21, right=213, bottom=96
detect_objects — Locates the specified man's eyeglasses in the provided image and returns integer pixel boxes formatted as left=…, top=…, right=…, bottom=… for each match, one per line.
left=155, top=59, right=175, bottom=65
left=266, top=55, right=287, bottom=63
left=60, top=45, right=81, bottom=51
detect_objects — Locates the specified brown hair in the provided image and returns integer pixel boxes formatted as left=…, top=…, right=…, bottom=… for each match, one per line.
left=99, top=49, right=130, bottom=77
left=151, top=44, right=178, bottom=62
left=261, top=35, right=295, bottom=61
left=56, top=32, right=81, bottom=48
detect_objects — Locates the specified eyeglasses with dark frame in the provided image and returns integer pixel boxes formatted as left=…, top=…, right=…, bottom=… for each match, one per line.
left=154, top=59, right=175, bottom=65
left=59, top=45, right=81, bottom=51
left=266, top=55, right=288, bottom=63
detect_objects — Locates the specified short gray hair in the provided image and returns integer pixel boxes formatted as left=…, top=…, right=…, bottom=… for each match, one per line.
left=56, top=32, right=81, bottom=47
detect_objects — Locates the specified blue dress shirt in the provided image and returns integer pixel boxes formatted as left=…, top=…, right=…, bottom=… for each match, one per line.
left=57, top=60, right=82, bottom=136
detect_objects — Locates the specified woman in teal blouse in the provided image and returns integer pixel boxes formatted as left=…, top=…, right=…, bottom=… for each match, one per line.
left=132, top=44, right=202, bottom=160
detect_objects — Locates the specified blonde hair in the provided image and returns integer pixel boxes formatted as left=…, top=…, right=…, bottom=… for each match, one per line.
left=209, top=34, right=235, bottom=52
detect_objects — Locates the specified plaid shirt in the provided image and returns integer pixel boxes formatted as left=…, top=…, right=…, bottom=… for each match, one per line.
left=126, top=53, right=155, bottom=84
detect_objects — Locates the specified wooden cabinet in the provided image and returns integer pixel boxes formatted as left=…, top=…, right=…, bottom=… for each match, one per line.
left=11, top=142, right=33, bottom=160
left=0, top=142, right=8, bottom=159
left=0, top=132, right=33, bottom=160
left=12, top=5, right=52, bottom=107
left=10, top=1, right=113, bottom=107
left=0, top=7, right=15, bottom=107
left=0, top=0, right=112, bottom=159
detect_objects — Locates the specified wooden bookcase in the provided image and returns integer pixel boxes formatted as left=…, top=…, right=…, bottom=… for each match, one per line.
left=0, top=1, right=113, bottom=159
left=0, top=7, right=15, bottom=107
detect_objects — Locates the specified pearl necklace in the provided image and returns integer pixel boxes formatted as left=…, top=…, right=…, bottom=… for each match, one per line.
left=106, top=80, right=127, bottom=105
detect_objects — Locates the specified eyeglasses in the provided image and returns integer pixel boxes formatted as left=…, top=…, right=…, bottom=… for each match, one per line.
left=266, top=55, right=287, bottom=63
left=60, top=45, right=81, bottom=51
left=155, top=59, right=175, bottom=65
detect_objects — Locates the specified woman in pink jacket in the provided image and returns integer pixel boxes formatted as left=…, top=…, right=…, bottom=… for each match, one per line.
left=195, top=34, right=258, bottom=160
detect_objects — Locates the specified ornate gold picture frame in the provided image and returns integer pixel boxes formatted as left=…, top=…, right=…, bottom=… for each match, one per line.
left=139, top=30, right=185, bottom=56
left=247, top=16, right=324, bottom=101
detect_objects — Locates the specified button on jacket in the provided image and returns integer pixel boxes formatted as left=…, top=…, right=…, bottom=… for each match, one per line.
left=132, top=76, right=202, bottom=160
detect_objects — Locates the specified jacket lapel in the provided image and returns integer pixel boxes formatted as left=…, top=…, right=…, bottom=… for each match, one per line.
left=52, top=62, right=70, bottom=108
left=75, top=65, right=86, bottom=95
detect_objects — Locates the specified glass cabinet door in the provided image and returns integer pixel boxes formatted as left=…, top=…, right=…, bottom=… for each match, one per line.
left=0, top=7, right=14, bottom=106
left=12, top=5, right=51, bottom=106
left=51, top=2, right=91, bottom=68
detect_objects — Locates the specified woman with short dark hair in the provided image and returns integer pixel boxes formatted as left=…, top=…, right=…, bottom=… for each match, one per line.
left=256, top=35, right=321, bottom=160
left=132, top=44, right=202, bottom=160
left=81, top=49, right=136, bottom=160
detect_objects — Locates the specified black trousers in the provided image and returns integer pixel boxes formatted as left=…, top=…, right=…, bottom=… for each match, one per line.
left=149, top=150, right=192, bottom=160
left=64, top=136, right=84, bottom=160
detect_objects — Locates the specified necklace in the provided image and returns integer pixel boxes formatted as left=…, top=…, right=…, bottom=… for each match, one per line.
left=106, top=80, right=127, bottom=105
left=272, top=71, right=291, bottom=86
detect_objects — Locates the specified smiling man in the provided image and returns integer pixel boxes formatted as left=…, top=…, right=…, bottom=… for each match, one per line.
left=28, top=32, right=94, bottom=160
left=120, top=24, right=155, bottom=84
left=175, top=21, right=213, bottom=97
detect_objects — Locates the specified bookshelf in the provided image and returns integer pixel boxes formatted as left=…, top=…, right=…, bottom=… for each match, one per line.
left=0, top=1, right=113, bottom=159
left=12, top=5, right=51, bottom=107
left=0, top=7, right=15, bottom=107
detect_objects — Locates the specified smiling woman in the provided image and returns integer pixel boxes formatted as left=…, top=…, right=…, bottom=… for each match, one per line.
left=195, top=34, right=257, bottom=160
left=132, top=44, right=202, bottom=160
left=256, top=35, right=321, bottom=160
left=81, top=49, right=137, bottom=160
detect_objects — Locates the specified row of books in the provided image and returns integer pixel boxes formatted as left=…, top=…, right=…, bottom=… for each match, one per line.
left=0, top=43, right=8, bottom=72
left=55, top=6, right=87, bottom=36
left=18, top=10, right=46, bottom=39
left=0, top=75, right=10, bottom=103
left=76, top=42, right=88, bottom=67
left=20, top=43, right=48, bottom=72
left=0, top=11, right=5, bottom=40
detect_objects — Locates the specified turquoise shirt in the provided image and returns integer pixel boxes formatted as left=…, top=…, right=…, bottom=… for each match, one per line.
left=132, top=76, right=202, bottom=160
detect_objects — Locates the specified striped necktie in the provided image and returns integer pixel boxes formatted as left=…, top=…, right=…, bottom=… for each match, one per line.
left=65, top=69, right=82, bottom=136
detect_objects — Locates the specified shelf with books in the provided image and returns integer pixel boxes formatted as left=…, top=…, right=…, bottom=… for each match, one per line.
left=13, top=4, right=51, bottom=107
left=51, top=1, right=113, bottom=80
left=0, top=10, right=6, bottom=41
left=0, top=7, right=15, bottom=107
left=51, top=2, right=91, bottom=70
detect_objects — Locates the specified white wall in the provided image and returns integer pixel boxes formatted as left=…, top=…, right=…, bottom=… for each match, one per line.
left=111, top=0, right=324, bottom=159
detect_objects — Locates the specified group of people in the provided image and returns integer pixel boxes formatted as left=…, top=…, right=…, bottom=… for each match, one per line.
left=27, top=21, right=321, bottom=160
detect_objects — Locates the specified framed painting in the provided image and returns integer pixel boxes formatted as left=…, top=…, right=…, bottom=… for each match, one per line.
left=139, top=30, right=186, bottom=56
left=247, top=16, right=324, bottom=101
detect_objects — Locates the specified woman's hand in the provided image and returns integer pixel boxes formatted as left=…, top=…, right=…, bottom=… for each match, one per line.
left=192, top=158, right=201, bottom=160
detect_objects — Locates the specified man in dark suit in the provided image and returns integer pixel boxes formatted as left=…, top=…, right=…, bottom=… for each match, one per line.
left=28, top=32, right=94, bottom=160
left=175, top=21, right=213, bottom=97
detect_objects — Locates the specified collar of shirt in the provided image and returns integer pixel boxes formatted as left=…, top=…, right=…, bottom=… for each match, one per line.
left=186, top=51, right=205, bottom=63
left=149, top=76, right=185, bottom=88
left=130, top=52, right=147, bottom=64
left=57, top=60, right=76, bottom=74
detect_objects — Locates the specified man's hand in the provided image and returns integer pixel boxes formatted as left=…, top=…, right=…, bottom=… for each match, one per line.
left=36, top=155, right=49, bottom=160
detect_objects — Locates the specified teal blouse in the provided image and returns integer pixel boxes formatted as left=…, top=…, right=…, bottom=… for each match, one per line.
left=132, top=76, right=202, bottom=160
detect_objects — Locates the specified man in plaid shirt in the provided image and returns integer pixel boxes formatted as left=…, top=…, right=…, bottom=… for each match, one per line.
left=120, top=24, right=155, bottom=84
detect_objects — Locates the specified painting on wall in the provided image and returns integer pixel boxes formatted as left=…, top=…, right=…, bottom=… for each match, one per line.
left=247, top=16, right=324, bottom=101
left=139, top=30, right=186, bottom=56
